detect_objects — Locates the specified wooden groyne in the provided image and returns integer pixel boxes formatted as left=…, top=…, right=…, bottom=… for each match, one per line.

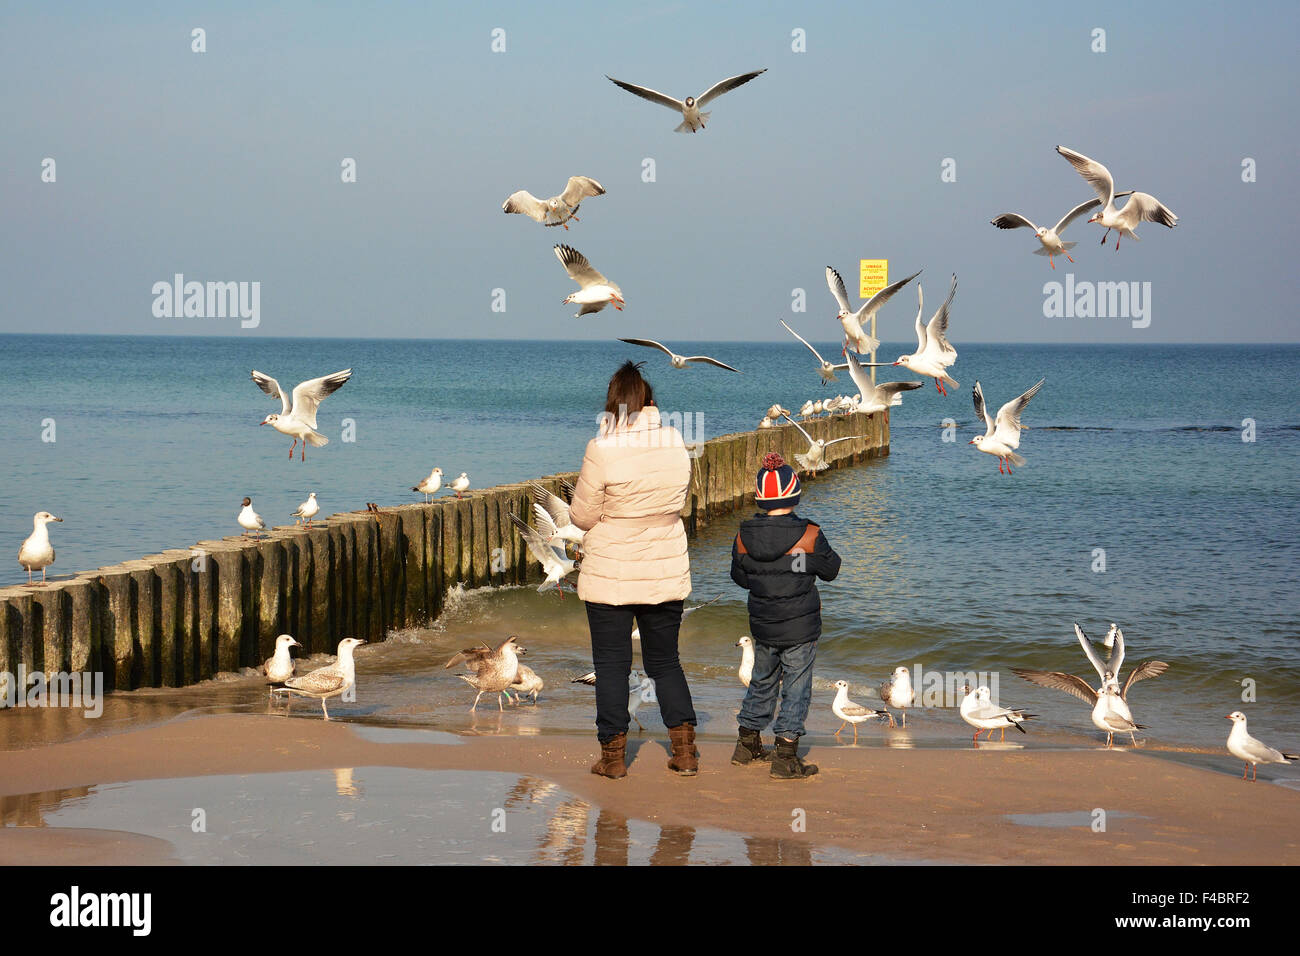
left=0, top=411, right=889, bottom=693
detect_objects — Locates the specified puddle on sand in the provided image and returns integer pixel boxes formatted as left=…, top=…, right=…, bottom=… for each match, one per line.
left=1006, top=810, right=1143, bottom=829
left=344, top=725, right=464, bottom=746
left=2, top=769, right=899, bottom=865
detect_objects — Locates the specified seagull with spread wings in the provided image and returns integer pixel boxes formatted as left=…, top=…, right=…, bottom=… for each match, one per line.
left=842, top=345, right=924, bottom=416
left=554, top=244, right=623, bottom=316
left=825, top=265, right=921, bottom=355
left=779, top=319, right=848, bottom=385
left=969, top=377, right=1044, bottom=474
left=508, top=512, right=577, bottom=598
left=618, top=338, right=740, bottom=372
left=251, top=367, right=353, bottom=461
left=502, top=176, right=605, bottom=230
left=605, top=69, right=766, bottom=132
left=891, top=275, right=959, bottom=395
left=530, top=481, right=584, bottom=548
left=1055, top=146, right=1178, bottom=250
left=991, top=192, right=1133, bottom=269
left=780, top=414, right=866, bottom=476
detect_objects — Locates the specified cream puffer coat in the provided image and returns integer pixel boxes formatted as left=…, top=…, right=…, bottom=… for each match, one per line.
left=569, top=405, right=693, bottom=606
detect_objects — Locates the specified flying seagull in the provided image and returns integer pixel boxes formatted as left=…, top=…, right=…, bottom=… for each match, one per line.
left=892, top=276, right=959, bottom=394
left=842, top=345, right=924, bottom=416
left=991, top=192, right=1133, bottom=269
left=502, top=176, right=605, bottom=230
left=780, top=414, right=865, bottom=475
left=1055, top=146, right=1178, bottom=250
left=970, top=378, right=1044, bottom=474
left=618, top=338, right=740, bottom=372
left=780, top=320, right=848, bottom=385
left=826, top=265, right=921, bottom=355
left=605, top=69, right=767, bottom=132
left=251, top=368, right=353, bottom=461
left=554, top=244, right=623, bottom=316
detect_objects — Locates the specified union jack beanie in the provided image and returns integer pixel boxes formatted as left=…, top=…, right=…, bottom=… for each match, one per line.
left=755, top=453, right=801, bottom=510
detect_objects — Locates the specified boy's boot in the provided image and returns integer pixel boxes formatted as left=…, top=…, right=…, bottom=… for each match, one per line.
left=770, top=736, right=818, bottom=779
left=591, top=733, right=628, bottom=779
left=731, top=727, right=771, bottom=765
left=667, top=723, right=699, bottom=776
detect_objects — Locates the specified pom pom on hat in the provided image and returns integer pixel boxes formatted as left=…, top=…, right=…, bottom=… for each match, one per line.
left=761, top=452, right=785, bottom=470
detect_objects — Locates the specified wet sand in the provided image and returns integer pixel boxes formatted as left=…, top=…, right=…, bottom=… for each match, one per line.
left=2, top=712, right=1297, bottom=865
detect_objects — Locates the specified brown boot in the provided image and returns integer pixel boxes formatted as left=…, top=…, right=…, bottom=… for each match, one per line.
left=591, top=733, right=628, bottom=779
left=667, top=723, right=698, bottom=776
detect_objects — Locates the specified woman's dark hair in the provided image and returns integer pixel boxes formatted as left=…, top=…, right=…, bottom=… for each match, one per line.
left=604, top=360, right=654, bottom=420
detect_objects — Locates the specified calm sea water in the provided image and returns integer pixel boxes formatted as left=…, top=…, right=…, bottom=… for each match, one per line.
left=2, top=335, right=1298, bottom=763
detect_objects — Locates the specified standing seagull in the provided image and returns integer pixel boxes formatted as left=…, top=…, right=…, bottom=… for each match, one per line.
left=1055, top=146, right=1178, bottom=250
left=991, top=192, right=1133, bottom=269
left=238, top=497, right=265, bottom=539
left=1225, top=712, right=1298, bottom=782
left=843, top=347, right=924, bottom=416
left=618, top=338, right=740, bottom=372
left=735, top=636, right=755, bottom=687
left=412, top=467, right=442, bottom=502
left=605, top=69, right=766, bottom=133
left=502, top=176, right=605, bottom=230
left=825, top=265, right=921, bottom=355
left=892, top=276, right=959, bottom=395
left=878, top=666, right=915, bottom=727
left=444, top=636, right=526, bottom=712
left=508, top=512, right=577, bottom=598
left=780, top=320, right=849, bottom=384
left=292, top=492, right=320, bottom=527
left=17, top=511, right=62, bottom=586
left=554, top=245, right=624, bottom=316
left=262, top=634, right=300, bottom=698
left=506, top=664, right=545, bottom=704
left=960, top=685, right=1038, bottom=743
left=970, top=378, right=1045, bottom=474
left=449, top=473, right=470, bottom=498
left=281, top=637, right=365, bottom=720
left=779, top=416, right=865, bottom=476
left=832, top=680, right=891, bottom=740
left=251, top=368, right=353, bottom=461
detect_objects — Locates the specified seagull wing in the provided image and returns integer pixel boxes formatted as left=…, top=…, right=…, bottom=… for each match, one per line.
left=924, top=273, right=958, bottom=363
left=843, top=348, right=873, bottom=398
left=1051, top=198, right=1100, bottom=235
left=1120, top=192, right=1179, bottom=228
left=913, top=284, right=926, bottom=352
left=606, top=75, right=684, bottom=112
left=502, top=189, right=548, bottom=222
left=444, top=643, right=492, bottom=671
left=509, top=512, right=564, bottom=570
left=1108, top=625, right=1126, bottom=679
left=559, top=176, right=605, bottom=206
left=1074, top=622, right=1110, bottom=683
left=683, top=355, right=742, bottom=373
left=555, top=245, right=608, bottom=288
left=1121, top=660, right=1169, bottom=700
left=530, top=482, right=571, bottom=527
left=290, top=369, right=353, bottom=429
left=251, top=370, right=291, bottom=416
left=531, top=501, right=560, bottom=540
left=683, top=593, right=723, bottom=617
left=285, top=665, right=347, bottom=695
left=990, top=212, right=1039, bottom=232
left=571, top=672, right=597, bottom=686
left=858, top=269, right=922, bottom=320
left=1056, top=146, right=1115, bottom=206
left=992, top=378, right=1044, bottom=448
left=825, top=266, right=853, bottom=313
left=1012, top=668, right=1099, bottom=706
left=877, top=380, right=924, bottom=397
left=822, top=435, right=866, bottom=448
left=780, top=319, right=827, bottom=366
left=781, top=414, right=815, bottom=446
left=619, top=338, right=675, bottom=359
left=971, top=381, right=994, bottom=434
left=696, top=68, right=767, bottom=107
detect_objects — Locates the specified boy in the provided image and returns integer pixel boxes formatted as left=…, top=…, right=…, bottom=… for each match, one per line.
left=729, top=453, right=842, bottom=779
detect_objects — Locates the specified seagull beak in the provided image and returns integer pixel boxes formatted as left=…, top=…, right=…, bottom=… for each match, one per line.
left=1224, top=715, right=1234, bottom=720
left=53, top=516, right=64, bottom=522
left=967, top=438, right=977, bottom=444
left=892, top=360, right=901, bottom=366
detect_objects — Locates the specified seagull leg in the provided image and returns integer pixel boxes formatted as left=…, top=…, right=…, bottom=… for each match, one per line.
left=498, top=692, right=505, bottom=712
left=1049, top=256, right=1055, bottom=270
left=1100, top=229, right=1110, bottom=245
left=972, top=730, right=979, bottom=745
left=321, top=698, right=330, bottom=720
left=289, top=438, right=297, bottom=459
left=835, top=721, right=845, bottom=736
left=1065, top=251, right=1075, bottom=263
left=301, top=441, right=306, bottom=462
left=901, top=711, right=907, bottom=728
left=1115, top=234, right=1121, bottom=251
left=852, top=723, right=859, bottom=742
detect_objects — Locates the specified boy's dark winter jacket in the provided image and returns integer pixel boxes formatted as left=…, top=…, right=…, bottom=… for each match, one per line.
left=729, top=512, right=841, bottom=648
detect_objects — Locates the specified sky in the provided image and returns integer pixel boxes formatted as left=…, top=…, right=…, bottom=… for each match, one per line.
left=2, top=0, right=1297, bottom=343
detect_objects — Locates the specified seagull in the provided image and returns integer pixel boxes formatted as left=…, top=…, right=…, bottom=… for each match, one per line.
left=892, top=276, right=959, bottom=395
left=281, top=637, right=365, bottom=720
left=832, top=680, right=892, bottom=741
left=798, top=400, right=815, bottom=420
left=879, top=666, right=915, bottom=727
left=1055, top=146, right=1178, bottom=250
left=412, top=467, right=442, bottom=502
left=825, top=265, right=921, bottom=355
left=765, top=404, right=790, bottom=421
left=251, top=368, right=353, bottom=461
left=1225, top=712, right=1298, bottom=782
left=991, top=192, right=1133, bottom=269
left=960, top=685, right=1038, bottom=743
left=502, top=176, right=605, bottom=230
left=758, top=416, right=773, bottom=429
left=17, top=511, right=63, bottom=586
left=780, top=320, right=849, bottom=384
left=618, top=338, right=740, bottom=373
left=445, top=636, right=525, bottom=712
left=506, top=663, right=544, bottom=704
left=554, top=244, right=623, bottom=316
left=842, top=347, right=924, bottom=416
left=262, top=634, right=300, bottom=698
left=238, top=497, right=265, bottom=539
left=530, top=482, right=585, bottom=548
left=449, top=473, right=470, bottom=498
left=780, top=414, right=865, bottom=475
left=735, top=636, right=755, bottom=687
left=1012, top=623, right=1168, bottom=748
left=508, top=512, right=577, bottom=598
left=605, top=69, right=766, bottom=132
left=970, top=378, right=1045, bottom=474
left=292, top=492, right=320, bottom=527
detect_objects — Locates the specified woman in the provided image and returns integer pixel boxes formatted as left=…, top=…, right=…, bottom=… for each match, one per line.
left=569, top=361, right=697, bottom=779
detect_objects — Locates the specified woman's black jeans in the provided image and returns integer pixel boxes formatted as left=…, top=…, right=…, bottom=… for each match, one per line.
left=585, top=600, right=697, bottom=742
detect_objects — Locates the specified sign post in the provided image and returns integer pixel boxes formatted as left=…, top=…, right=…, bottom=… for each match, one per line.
left=859, top=259, right=888, bottom=385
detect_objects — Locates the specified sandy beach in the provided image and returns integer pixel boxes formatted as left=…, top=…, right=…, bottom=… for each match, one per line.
left=3, top=710, right=1296, bottom=866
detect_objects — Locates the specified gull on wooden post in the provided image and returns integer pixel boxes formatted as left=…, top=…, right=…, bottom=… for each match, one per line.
left=18, top=511, right=62, bottom=586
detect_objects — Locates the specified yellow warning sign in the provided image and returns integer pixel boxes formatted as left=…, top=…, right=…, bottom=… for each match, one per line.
left=859, top=259, right=888, bottom=300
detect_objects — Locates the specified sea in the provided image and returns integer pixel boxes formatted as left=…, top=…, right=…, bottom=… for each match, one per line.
left=1, top=335, right=1298, bottom=772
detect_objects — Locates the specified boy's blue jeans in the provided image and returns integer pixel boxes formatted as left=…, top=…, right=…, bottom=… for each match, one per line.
left=737, top=638, right=818, bottom=740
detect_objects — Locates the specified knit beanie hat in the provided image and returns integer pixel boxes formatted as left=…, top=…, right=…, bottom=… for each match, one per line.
left=755, top=453, right=801, bottom=510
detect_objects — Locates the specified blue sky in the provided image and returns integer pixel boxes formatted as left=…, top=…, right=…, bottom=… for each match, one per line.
left=2, top=0, right=1296, bottom=342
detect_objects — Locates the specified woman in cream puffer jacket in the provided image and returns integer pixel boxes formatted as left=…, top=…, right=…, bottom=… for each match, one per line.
left=569, top=361, right=698, bottom=779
